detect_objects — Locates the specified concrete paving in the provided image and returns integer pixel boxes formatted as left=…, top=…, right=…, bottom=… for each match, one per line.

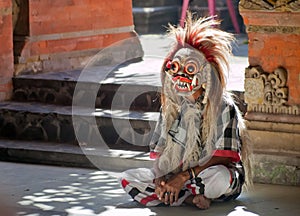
left=1, top=162, right=299, bottom=216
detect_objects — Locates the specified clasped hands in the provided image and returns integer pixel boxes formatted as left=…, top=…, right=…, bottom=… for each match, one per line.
left=154, top=172, right=187, bottom=205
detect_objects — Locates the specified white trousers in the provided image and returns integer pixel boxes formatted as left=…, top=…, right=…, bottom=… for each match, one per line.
left=121, top=165, right=238, bottom=207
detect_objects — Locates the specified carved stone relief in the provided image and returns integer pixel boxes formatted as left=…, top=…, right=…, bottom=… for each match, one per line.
left=245, top=66, right=299, bottom=115
left=246, top=25, right=300, bottom=34
left=239, top=0, right=300, bottom=12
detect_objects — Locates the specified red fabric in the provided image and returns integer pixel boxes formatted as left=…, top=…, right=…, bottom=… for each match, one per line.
left=213, top=150, right=240, bottom=162
left=229, top=168, right=233, bottom=184
left=150, top=151, right=159, bottom=159
left=121, top=179, right=130, bottom=188
left=186, top=184, right=196, bottom=195
left=140, top=194, right=159, bottom=205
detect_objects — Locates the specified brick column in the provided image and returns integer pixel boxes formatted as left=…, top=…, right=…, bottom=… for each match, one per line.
left=239, top=1, right=300, bottom=185
left=14, top=0, right=142, bottom=75
left=0, top=0, right=13, bottom=101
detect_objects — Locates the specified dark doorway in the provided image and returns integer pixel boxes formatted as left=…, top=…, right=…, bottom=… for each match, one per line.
left=12, top=0, right=29, bottom=64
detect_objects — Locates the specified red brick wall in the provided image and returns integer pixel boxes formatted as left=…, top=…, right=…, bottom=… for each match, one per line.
left=0, top=0, right=139, bottom=100
left=16, top=0, right=139, bottom=74
left=248, top=32, right=300, bottom=105
left=0, top=0, right=13, bottom=101
left=26, top=32, right=135, bottom=56
left=27, top=0, right=135, bottom=56
left=29, top=0, right=133, bottom=35
left=242, top=11, right=300, bottom=105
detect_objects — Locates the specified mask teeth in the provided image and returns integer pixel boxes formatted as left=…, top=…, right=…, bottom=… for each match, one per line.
left=173, top=82, right=177, bottom=89
left=187, top=83, right=191, bottom=90
left=192, top=76, right=198, bottom=87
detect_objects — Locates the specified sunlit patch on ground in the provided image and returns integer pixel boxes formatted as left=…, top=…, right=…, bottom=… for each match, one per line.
left=227, top=206, right=259, bottom=216
left=13, top=170, right=130, bottom=215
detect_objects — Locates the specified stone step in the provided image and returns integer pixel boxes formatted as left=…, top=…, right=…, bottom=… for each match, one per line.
left=132, top=0, right=180, bottom=34
left=0, top=101, right=159, bottom=150
left=0, top=139, right=298, bottom=185
left=13, top=58, right=163, bottom=112
left=132, top=6, right=179, bottom=34
left=132, top=0, right=178, bottom=7
left=12, top=56, right=246, bottom=113
left=0, top=139, right=153, bottom=171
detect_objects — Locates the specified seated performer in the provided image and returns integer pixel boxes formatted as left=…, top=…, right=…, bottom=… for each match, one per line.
left=120, top=13, right=252, bottom=209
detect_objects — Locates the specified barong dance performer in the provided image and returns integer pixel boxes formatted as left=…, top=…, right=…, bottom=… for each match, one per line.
left=121, top=14, right=252, bottom=209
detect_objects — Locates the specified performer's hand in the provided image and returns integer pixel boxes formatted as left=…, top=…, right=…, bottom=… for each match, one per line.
left=159, top=173, right=188, bottom=205
left=154, top=177, right=167, bottom=202
left=154, top=176, right=166, bottom=188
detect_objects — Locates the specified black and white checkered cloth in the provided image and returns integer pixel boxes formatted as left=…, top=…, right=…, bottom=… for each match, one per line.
left=150, top=97, right=242, bottom=162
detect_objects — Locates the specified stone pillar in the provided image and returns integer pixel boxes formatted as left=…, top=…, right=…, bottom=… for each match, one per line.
left=14, top=0, right=142, bottom=75
left=0, top=0, right=13, bottom=101
left=239, top=0, right=300, bottom=185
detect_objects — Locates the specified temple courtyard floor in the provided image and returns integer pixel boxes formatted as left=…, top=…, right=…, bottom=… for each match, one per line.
left=1, top=161, right=299, bottom=216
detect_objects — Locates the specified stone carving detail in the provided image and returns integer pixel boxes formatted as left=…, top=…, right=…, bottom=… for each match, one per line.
left=239, top=0, right=274, bottom=10
left=239, top=0, right=300, bottom=12
left=245, top=66, right=300, bottom=115
left=247, top=25, right=300, bottom=34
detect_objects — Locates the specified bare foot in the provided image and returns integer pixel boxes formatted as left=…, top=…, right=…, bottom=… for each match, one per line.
left=193, top=195, right=211, bottom=209
left=184, top=195, right=211, bottom=209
